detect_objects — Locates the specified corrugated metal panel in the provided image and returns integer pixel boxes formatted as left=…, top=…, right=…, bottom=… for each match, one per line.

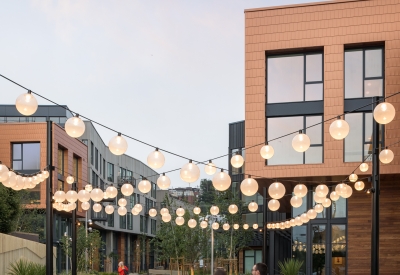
left=229, top=120, right=245, bottom=149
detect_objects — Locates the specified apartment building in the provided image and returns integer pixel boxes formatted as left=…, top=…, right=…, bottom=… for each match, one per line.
left=243, top=0, right=400, bottom=274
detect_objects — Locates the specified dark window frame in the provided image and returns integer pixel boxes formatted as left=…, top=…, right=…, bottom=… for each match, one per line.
left=12, top=142, right=41, bottom=173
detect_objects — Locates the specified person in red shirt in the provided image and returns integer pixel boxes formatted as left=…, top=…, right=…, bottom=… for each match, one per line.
left=118, top=261, right=128, bottom=275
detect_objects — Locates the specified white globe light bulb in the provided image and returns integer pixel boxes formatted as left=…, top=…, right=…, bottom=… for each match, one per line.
left=175, top=217, right=185, bottom=226
left=193, top=207, right=201, bottom=215
left=322, top=198, right=332, bottom=208
left=289, top=219, right=295, bottom=227
left=379, top=148, right=394, bottom=164
left=180, top=161, right=200, bottom=183
left=54, top=190, right=66, bottom=202
left=15, top=92, right=38, bottom=116
left=66, top=176, right=74, bottom=185
left=121, top=183, right=134, bottom=196
left=349, top=173, right=358, bottom=183
left=65, top=115, right=86, bottom=138
left=105, top=205, right=114, bottom=214
left=307, top=209, right=317, bottom=219
left=42, top=171, right=49, bottom=179
left=314, top=204, right=324, bottom=213
left=85, top=184, right=93, bottom=192
left=210, top=205, right=219, bottom=215
left=373, top=102, right=395, bottom=124
left=200, top=221, right=208, bottom=229
left=240, top=177, right=258, bottom=196
left=78, top=190, right=91, bottom=202
left=252, top=224, right=259, bottom=230
left=212, top=222, right=220, bottom=230
left=138, top=179, right=151, bottom=194
left=290, top=196, right=303, bottom=208
left=0, top=164, right=10, bottom=182
left=93, top=203, right=102, bottom=213
left=188, top=219, right=197, bottom=228
left=212, top=171, right=231, bottom=191
left=233, top=224, right=239, bottom=230
left=108, top=134, right=128, bottom=156
left=106, top=185, right=118, bottom=198
left=329, top=118, right=350, bottom=140
left=341, top=185, right=353, bottom=199
left=149, top=208, right=157, bottom=217
left=66, top=190, right=78, bottom=203
left=90, top=188, right=104, bottom=202
left=268, top=182, right=285, bottom=199
left=147, top=149, right=165, bottom=169
left=295, top=217, right=303, bottom=226
left=157, top=174, right=171, bottom=190
left=81, top=201, right=90, bottom=211
left=335, top=183, right=347, bottom=197
left=248, top=201, right=258, bottom=212
left=204, top=161, right=217, bottom=175
left=354, top=181, right=365, bottom=191
left=301, top=213, right=309, bottom=223
left=118, top=206, right=127, bottom=216
left=160, top=208, right=169, bottom=216
left=329, top=191, right=340, bottom=201
left=162, top=213, right=171, bottom=222
left=228, top=204, right=238, bottom=214
left=243, top=224, right=250, bottom=230
left=314, top=193, right=325, bottom=204
left=315, top=184, right=329, bottom=197
left=359, top=163, right=369, bottom=172
left=118, top=198, right=127, bottom=207
left=230, top=154, right=244, bottom=168
left=176, top=207, right=185, bottom=217
left=134, top=204, right=143, bottom=213
left=223, top=223, right=230, bottom=230
left=292, top=132, right=311, bottom=152
left=260, top=144, right=274, bottom=159
left=268, top=199, right=280, bottom=211
left=131, top=208, right=139, bottom=215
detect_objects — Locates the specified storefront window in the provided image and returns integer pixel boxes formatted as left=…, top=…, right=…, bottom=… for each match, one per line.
left=312, top=225, right=326, bottom=274
left=332, top=225, right=347, bottom=275
left=292, top=225, right=307, bottom=274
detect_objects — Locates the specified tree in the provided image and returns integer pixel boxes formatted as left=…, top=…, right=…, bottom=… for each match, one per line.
left=61, top=226, right=104, bottom=271
left=197, top=179, right=215, bottom=213
left=0, top=184, right=23, bottom=233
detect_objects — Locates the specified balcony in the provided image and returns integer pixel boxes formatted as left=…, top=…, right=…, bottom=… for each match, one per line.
left=117, top=176, right=136, bottom=187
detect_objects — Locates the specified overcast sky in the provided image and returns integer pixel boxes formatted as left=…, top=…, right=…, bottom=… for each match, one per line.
left=0, top=0, right=321, bottom=188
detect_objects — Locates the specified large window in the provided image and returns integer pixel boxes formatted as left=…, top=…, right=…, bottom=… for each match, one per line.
left=127, top=213, right=133, bottom=230
left=244, top=250, right=262, bottom=273
left=58, top=148, right=64, bottom=175
left=120, top=215, right=126, bottom=229
left=267, top=53, right=323, bottom=103
left=151, top=219, right=156, bottom=235
left=73, top=156, right=79, bottom=180
left=12, top=143, right=40, bottom=172
left=95, top=148, right=98, bottom=170
left=267, top=116, right=323, bottom=165
left=107, top=162, right=114, bottom=182
left=345, top=48, right=383, bottom=98
left=108, top=213, right=114, bottom=227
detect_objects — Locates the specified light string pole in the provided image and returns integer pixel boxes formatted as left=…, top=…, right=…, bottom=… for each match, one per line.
left=371, top=96, right=380, bottom=275
left=46, top=119, right=54, bottom=275
left=72, top=181, right=77, bottom=275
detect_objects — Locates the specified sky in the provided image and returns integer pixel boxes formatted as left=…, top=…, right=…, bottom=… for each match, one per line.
left=0, top=0, right=321, bottom=188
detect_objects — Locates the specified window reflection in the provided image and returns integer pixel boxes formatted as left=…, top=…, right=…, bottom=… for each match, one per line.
left=293, top=226, right=307, bottom=274
left=332, top=225, right=347, bottom=275
left=312, top=225, right=326, bottom=275
left=365, top=49, right=382, bottom=77
left=345, top=51, right=363, bottom=98
left=306, top=54, right=323, bottom=82
left=332, top=196, right=347, bottom=218
left=364, top=79, right=383, bottom=97
left=313, top=191, right=326, bottom=218
left=344, top=113, right=363, bottom=162
left=305, top=83, right=323, bottom=101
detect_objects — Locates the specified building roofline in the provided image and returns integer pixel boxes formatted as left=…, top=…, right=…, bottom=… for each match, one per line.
left=244, top=0, right=369, bottom=13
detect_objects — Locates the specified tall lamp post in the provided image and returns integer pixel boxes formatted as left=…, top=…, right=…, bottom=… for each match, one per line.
left=71, top=182, right=77, bottom=275
left=46, top=119, right=54, bottom=275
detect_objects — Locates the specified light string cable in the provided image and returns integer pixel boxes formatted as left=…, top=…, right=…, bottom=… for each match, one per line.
left=1, top=74, right=399, bottom=178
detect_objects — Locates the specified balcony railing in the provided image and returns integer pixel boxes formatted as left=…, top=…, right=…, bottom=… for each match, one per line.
left=117, top=176, right=136, bottom=187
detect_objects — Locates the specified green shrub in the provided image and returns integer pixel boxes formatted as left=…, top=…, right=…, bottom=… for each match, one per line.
left=7, top=258, right=46, bottom=275
left=277, top=258, right=304, bottom=275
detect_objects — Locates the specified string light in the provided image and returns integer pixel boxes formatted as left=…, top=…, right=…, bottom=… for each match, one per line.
left=65, top=190, right=78, bottom=203
left=359, top=163, right=369, bottom=172
left=322, top=198, right=332, bottom=208
left=65, top=115, right=85, bottom=138
left=157, top=174, right=171, bottom=190
left=349, top=174, right=358, bottom=182
left=252, top=224, right=259, bottom=230
left=193, top=206, right=201, bottom=215
left=149, top=208, right=157, bottom=217
left=292, top=130, right=310, bottom=152
left=248, top=201, right=258, bottom=212
left=230, top=152, right=244, bottom=168
left=106, top=185, right=118, bottom=198
left=180, top=160, right=200, bottom=183
left=315, top=184, right=329, bottom=197
left=160, top=208, right=169, bottom=216
left=290, top=196, right=303, bottom=208
left=176, top=207, right=185, bottom=217
left=134, top=204, right=143, bottom=213
left=138, top=179, right=151, bottom=193
left=354, top=181, right=365, bottom=191
left=329, top=191, right=340, bottom=201
left=212, top=169, right=231, bottom=191
left=379, top=147, right=394, bottom=164
left=93, top=203, right=102, bottom=213
left=162, top=213, right=172, bottom=222
left=228, top=204, right=238, bottom=214
left=175, top=217, right=185, bottom=226
left=329, top=116, right=350, bottom=140
left=54, top=190, right=66, bottom=202
left=90, top=188, right=104, bottom=202
left=108, top=133, right=128, bottom=156
left=188, top=219, right=197, bottom=228
left=260, top=143, right=274, bottom=159
left=293, top=184, right=308, bottom=197
left=147, top=148, right=165, bottom=169
left=373, top=101, right=395, bottom=124
left=15, top=91, right=38, bottom=116
left=268, top=181, right=286, bottom=200
left=223, top=223, right=230, bottom=230
left=66, top=176, right=74, bottom=185
left=81, top=201, right=90, bottom=211
left=118, top=206, right=127, bottom=216
left=268, top=199, right=280, bottom=211
left=118, top=198, right=127, bottom=207
left=212, top=222, right=220, bottom=230
left=233, top=224, right=239, bottom=230
left=243, top=224, right=249, bottom=230
left=240, top=176, right=258, bottom=197
left=105, top=205, right=114, bottom=215
left=85, top=184, right=93, bottom=192
left=200, top=220, right=208, bottom=229
left=210, top=205, right=219, bottom=215
left=204, top=161, right=217, bottom=175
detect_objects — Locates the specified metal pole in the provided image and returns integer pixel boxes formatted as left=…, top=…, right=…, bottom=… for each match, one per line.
left=46, top=120, right=54, bottom=275
left=72, top=182, right=77, bottom=275
left=85, top=211, right=88, bottom=273
left=262, top=187, right=267, bottom=264
left=65, top=226, right=68, bottom=275
left=211, top=220, right=214, bottom=275
left=371, top=97, right=380, bottom=275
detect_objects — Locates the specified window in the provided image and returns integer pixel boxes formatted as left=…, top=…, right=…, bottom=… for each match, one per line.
left=242, top=213, right=263, bottom=227
left=107, top=162, right=114, bottom=182
left=267, top=53, right=323, bottom=103
left=151, top=219, right=156, bottom=235
left=267, top=116, right=323, bottom=165
left=129, top=194, right=135, bottom=208
left=332, top=225, right=347, bottom=275
left=151, top=182, right=157, bottom=199
left=120, top=215, right=126, bottom=229
left=292, top=225, right=307, bottom=274
left=127, top=213, right=133, bottom=230
left=107, top=213, right=114, bottom=227
left=345, top=48, right=383, bottom=98
left=344, top=112, right=383, bottom=162
left=58, top=148, right=64, bottom=175
left=73, top=156, right=79, bottom=180
left=92, top=171, right=98, bottom=187
left=95, top=148, right=98, bottom=170
left=140, top=216, right=143, bottom=232
left=58, top=180, right=64, bottom=191
left=90, top=142, right=94, bottom=165
left=312, top=225, right=326, bottom=274
left=12, top=143, right=40, bottom=172
left=103, top=159, right=105, bottom=179
left=99, top=154, right=102, bottom=175
left=244, top=250, right=262, bottom=273
left=144, top=216, right=148, bottom=233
